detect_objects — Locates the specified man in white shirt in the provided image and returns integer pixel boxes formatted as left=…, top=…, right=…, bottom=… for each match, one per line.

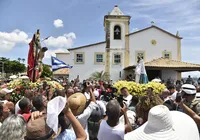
left=68, top=82, right=97, bottom=140
left=77, top=101, right=96, bottom=140
left=120, top=87, right=132, bottom=107
left=168, top=84, right=177, bottom=100
left=98, top=99, right=132, bottom=140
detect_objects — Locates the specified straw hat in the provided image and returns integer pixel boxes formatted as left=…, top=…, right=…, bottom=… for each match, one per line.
left=68, top=92, right=87, bottom=116
left=26, top=116, right=61, bottom=140
left=181, top=84, right=196, bottom=95
left=125, top=105, right=199, bottom=140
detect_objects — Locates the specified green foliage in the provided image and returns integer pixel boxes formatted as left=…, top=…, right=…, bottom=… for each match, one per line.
left=90, top=71, right=110, bottom=81
left=41, top=64, right=53, bottom=78
left=17, top=58, right=21, bottom=62
left=0, top=57, right=26, bottom=74
left=21, top=58, right=25, bottom=63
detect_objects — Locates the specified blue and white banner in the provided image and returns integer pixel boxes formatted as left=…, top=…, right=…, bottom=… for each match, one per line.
left=51, top=56, right=73, bottom=72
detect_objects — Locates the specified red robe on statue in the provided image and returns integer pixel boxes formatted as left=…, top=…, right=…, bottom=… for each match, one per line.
left=27, top=36, right=35, bottom=81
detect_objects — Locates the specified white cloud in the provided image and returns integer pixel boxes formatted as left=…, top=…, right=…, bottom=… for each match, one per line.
left=122, top=0, right=200, bottom=31
left=184, top=36, right=200, bottom=41
left=131, top=28, right=139, bottom=32
left=0, top=29, right=30, bottom=52
left=44, top=32, right=76, bottom=48
left=53, top=19, right=64, bottom=28
left=177, top=25, right=200, bottom=31
left=0, top=29, right=76, bottom=53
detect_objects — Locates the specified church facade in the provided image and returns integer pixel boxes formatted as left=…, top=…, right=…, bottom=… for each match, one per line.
left=56, top=6, right=200, bottom=82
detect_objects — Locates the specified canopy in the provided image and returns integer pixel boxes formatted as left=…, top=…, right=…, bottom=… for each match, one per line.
left=19, top=76, right=29, bottom=79
left=152, top=78, right=162, bottom=83
left=124, top=57, right=200, bottom=72
left=10, top=75, right=18, bottom=79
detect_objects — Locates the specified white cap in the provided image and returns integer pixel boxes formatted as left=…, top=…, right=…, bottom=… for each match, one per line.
left=1, top=88, right=14, bottom=94
left=181, top=84, right=196, bottom=95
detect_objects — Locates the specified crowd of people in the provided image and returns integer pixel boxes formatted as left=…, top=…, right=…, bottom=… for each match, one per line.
left=0, top=76, right=200, bottom=140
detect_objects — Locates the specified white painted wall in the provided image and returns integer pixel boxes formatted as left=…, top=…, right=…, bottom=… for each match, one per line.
left=109, top=49, right=125, bottom=81
left=108, top=21, right=127, bottom=81
left=161, top=69, right=177, bottom=81
left=129, top=27, right=178, bottom=66
left=56, top=43, right=106, bottom=81
left=56, top=26, right=180, bottom=82
left=56, top=53, right=70, bottom=61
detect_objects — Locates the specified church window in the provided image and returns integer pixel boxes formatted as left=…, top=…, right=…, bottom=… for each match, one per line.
left=135, top=51, right=145, bottom=62
left=114, top=25, right=121, bottom=40
left=164, top=54, right=170, bottom=59
left=96, top=54, right=103, bottom=62
left=74, top=52, right=85, bottom=64
left=94, top=53, right=104, bottom=64
left=137, top=53, right=144, bottom=59
left=113, top=53, right=122, bottom=64
left=162, top=51, right=172, bottom=59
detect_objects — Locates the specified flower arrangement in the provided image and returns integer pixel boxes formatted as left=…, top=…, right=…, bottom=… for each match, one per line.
left=113, top=81, right=166, bottom=97
left=1, top=78, right=64, bottom=103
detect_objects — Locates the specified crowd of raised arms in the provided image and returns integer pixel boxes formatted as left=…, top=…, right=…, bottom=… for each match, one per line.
left=0, top=75, right=200, bottom=140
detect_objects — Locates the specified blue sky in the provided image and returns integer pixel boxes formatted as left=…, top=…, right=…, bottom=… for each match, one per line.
left=0, top=0, right=200, bottom=77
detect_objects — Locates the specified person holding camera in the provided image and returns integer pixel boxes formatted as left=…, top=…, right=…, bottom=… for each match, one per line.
left=68, top=82, right=97, bottom=140
left=181, top=84, right=200, bottom=115
left=98, top=99, right=132, bottom=140
left=120, top=87, right=133, bottom=107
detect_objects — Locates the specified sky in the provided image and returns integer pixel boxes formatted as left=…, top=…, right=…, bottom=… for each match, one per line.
left=0, top=0, right=200, bottom=77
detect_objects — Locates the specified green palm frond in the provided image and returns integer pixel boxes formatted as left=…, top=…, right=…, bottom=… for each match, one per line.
left=90, top=71, right=110, bottom=81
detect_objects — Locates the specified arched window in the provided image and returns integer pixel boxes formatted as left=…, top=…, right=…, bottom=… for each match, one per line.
left=114, top=25, right=121, bottom=40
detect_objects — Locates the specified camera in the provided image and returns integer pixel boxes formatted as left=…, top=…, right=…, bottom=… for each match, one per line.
left=102, top=86, right=127, bottom=108
left=175, top=92, right=182, bottom=103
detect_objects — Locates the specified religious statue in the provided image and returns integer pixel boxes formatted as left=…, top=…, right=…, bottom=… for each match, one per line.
left=135, top=56, right=148, bottom=84
left=37, top=47, right=48, bottom=78
left=33, top=30, right=42, bottom=57
left=135, top=56, right=142, bottom=83
left=27, top=29, right=48, bottom=82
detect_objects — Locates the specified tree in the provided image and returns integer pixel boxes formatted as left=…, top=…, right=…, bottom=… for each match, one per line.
left=90, top=71, right=110, bottom=81
left=41, top=64, right=53, bottom=78
left=0, top=58, right=26, bottom=75
left=22, top=58, right=25, bottom=63
left=18, top=58, right=21, bottom=62
left=10, top=60, right=26, bottom=74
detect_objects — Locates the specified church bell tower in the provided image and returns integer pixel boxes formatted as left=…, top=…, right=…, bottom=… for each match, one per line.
left=104, top=5, right=131, bottom=79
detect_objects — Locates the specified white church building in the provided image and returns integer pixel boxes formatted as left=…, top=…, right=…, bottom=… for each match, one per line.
left=56, top=5, right=200, bottom=82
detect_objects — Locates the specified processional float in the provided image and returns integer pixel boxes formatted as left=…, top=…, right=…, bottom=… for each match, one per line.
left=27, top=29, right=48, bottom=82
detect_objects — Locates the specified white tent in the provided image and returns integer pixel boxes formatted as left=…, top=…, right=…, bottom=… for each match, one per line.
left=19, top=76, right=29, bottom=79
left=9, top=75, right=18, bottom=79
left=152, top=78, right=162, bottom=83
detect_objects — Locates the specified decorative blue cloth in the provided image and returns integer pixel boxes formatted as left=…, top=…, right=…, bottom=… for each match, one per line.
left=139, top=74, right=148, bottom=84
left=54, top=129, right=76, bottom=140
